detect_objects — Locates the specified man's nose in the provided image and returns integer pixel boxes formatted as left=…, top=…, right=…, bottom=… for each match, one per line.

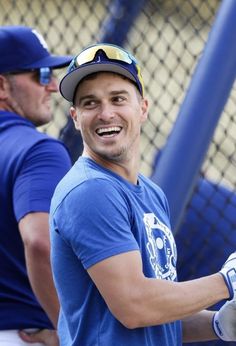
left=46, top=76, right=59, bottom=92
left=98, top=102, right=115, bottom=120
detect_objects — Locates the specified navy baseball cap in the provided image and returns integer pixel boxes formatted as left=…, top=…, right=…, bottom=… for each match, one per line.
left=0, top=25, right=73, bottom=74
left=59, top=43, right=145, bottom=102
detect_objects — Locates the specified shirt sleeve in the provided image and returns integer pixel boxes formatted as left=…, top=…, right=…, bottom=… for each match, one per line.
left=55, top=179, right=139, bottom=269
left=13, top=139, right=72, bottom=221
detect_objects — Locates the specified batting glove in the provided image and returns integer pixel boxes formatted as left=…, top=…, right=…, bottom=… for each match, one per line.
left=219, top=252, right=236, bottom=300
left=213, top=300, right=236, bottom=341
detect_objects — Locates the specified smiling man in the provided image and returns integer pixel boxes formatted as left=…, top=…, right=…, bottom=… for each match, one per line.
left=50, top=43, right=236, bottom=346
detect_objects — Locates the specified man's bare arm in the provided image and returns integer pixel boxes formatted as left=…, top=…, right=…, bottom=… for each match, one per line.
left=182, top=310, right=216, bottom=342
left=19, top=212, right=59, bottom=327
left=88, top=250, right=228, bottom=329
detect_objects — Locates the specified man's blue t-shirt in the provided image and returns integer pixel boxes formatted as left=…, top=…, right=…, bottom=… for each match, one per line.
left=0, top=111, right=71, bottom=330
left=50, top=157, right=182, bottom=345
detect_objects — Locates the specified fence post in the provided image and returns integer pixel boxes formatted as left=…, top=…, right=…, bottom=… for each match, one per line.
left=99, top=0, right=145, bottom=45
left=151, top=0, right=236, bottom=232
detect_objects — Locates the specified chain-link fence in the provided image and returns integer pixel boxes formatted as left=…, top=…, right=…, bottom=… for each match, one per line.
left=1, top=0, right=223, bottom=174
left=1, top=1, right=236, bottom=345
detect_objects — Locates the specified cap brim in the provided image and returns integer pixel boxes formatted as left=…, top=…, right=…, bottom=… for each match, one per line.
left=59, top=62, right=137, bottom=102
left=23, top=55, right=73, bottom=70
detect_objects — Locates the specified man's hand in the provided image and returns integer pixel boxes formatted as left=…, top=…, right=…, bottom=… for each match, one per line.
left=213, top=300, right=236, bottom=341
left=220, top=252, right=236, bottom=300
left=18, top=329, right=59, bottom=346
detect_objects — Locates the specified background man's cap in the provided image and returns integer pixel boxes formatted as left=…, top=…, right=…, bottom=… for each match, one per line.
left=59, top=43, right=144, bottom=102
left=0, top=25, right=73, bottom=73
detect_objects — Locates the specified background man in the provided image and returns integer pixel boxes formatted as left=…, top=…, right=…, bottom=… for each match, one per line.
left=0, top=26, right=72, bottom=345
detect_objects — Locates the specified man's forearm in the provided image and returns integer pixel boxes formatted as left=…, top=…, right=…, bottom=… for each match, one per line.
left=182, top=310, right=216, bottom=343
left=25, top=245, right=59, bottom=328
left=19, top=212, right=60, bottom=328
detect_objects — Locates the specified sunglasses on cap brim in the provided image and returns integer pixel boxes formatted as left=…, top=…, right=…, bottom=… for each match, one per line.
left=73, top=44, right=137, bottom=67
left=69, top=44, right=144, bottom=95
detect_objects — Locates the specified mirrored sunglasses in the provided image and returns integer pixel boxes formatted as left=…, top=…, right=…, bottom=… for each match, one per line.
left=69, top=44, right=144, bottom=95
left=37, top=67, right=53, bottom=85
left=72, top=44, right=137, bottom=68
left=5, top=67, right=53, bottom=86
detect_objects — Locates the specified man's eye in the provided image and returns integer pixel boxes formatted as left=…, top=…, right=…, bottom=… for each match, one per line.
left=83, top=100, right=97, bottom=108
left=113, top=96, right=125, bottom=103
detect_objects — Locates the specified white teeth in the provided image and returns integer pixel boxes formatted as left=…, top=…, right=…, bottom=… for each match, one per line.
left=97, top=126, right=121, bottom=134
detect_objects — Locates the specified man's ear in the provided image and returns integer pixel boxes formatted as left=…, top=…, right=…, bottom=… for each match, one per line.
left=0, top=75, right=10, bottom=100
left=140, top=97, right=148, bottom=123
left=70, top=106, right=81, bottom=130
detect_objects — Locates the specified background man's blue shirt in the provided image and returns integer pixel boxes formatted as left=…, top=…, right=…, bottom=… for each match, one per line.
left=0, top=111, right=71, bottom=329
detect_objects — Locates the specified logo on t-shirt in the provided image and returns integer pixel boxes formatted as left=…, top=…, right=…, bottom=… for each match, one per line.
left=143, top=213, right=177, bottom=281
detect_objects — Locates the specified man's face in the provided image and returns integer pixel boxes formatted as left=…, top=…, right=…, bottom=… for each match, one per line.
left=3, top=70, right=58, bottom=126
left=70, top=72, right=148, bottom=164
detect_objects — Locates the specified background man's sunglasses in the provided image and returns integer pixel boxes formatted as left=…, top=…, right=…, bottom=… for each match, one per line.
left=4, top=67, right=53, bottom=86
